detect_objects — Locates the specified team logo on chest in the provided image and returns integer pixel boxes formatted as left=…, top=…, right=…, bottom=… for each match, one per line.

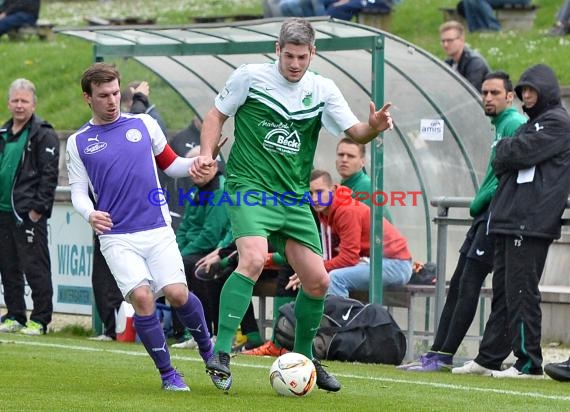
left=302, top=91, right=313, bottom=107
left=125, top=129, right=142, bottom=143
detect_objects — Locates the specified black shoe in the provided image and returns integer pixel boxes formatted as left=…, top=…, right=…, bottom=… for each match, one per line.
left=206, top=351, right=233, bottom=390
left=313, top=359, right=341, bottom=392
left=545, top=357, right=570, bottom=382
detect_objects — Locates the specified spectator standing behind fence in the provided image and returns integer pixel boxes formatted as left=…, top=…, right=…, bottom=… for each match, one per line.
left=439, top=20, right=490, bottom=92
left=458, top=0, right=531, bottom=32
left=0, top=0, right=39, bottom=38
left=547, top=0, right=570, bottom=36
left=485, top=64, right=570, bottom=379
left=66, top=62, right=214, bottom=392
left=0, top=78, right=59, bottom=335
left=191, top=17, right=393, bottom=393
left=397, top=71, right=527, bottom=373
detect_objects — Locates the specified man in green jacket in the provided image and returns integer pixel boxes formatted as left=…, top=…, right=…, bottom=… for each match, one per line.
left=335, top=137, right=393, bottom=222
left=400, top=71, right=527, bottom=373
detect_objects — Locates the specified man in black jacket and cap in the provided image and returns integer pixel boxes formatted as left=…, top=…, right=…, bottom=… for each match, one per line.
left=486, top=64, right=570, bottom=378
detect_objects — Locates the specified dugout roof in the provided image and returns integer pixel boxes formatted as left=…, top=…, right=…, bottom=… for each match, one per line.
left=58, top=18, right=489, bottom=298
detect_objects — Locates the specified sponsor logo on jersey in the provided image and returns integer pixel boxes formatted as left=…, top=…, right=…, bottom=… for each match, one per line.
left=262, top=128, right=301, bottom=155
left=125, top=128, right=142, bottom=142
left=84, top=141, right=108, bottom=155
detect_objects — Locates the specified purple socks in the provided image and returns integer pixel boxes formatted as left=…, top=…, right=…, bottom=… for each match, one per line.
left=134, top=313, right=172, bottom=374
left=175, top=292, right=213, bottom=361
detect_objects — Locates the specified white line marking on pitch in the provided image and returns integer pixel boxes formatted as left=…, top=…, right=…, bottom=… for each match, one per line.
left=2, top=338, right=569, bottom=402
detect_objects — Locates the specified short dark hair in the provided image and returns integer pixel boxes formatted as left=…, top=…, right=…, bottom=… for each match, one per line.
left=483, top=71, right=513, bottom=92
left=81, top=63, right=121, bottom=96
left=278, top=18, right=315, bottom=49
left=337, top=137, right=365, bottom=157
left=310, top=169, right=333, bottom=185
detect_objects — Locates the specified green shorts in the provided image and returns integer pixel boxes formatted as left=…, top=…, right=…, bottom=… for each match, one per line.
left=226, top=187, right=322, bottom=257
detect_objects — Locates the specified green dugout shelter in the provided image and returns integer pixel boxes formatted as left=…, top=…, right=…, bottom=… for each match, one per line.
left=59, top=17, right=489, bottom=304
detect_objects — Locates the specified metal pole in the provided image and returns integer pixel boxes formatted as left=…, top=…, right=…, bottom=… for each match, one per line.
left=369, top=34, right=385, bottom=304
left=434, top=213, right=448, bottom=332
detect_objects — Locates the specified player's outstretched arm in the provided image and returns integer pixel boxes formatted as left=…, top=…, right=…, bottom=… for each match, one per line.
left=345, top=102, right=393, bottom=144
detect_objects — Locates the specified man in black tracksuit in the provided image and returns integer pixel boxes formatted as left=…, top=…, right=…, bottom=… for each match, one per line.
left=0, top=78, right=59, bottom=335
left=486, top=64, right=570, bottom=378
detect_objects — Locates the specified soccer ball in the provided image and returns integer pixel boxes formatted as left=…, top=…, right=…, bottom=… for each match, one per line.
left=269, top=352, right=316, bottom=397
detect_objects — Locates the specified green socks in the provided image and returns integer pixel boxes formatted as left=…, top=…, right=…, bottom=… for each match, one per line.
left=214, top=272, right=255, bottom=353
left=293, top=289, right=324, bottom=359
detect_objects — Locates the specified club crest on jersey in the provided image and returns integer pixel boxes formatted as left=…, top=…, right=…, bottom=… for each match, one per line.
left=126, top=129, right=142, bottom=143
left=262, top=129, right=301, bottom=155
left=302, top=91, right=313, bottom=107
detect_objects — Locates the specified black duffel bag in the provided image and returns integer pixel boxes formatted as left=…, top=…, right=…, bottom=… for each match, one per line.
left=274, top=295, right=406, bottom=365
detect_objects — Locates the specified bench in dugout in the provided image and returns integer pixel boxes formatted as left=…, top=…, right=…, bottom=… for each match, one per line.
left=8, top=20, right=55, bottom=41
left=350, top=285, right=493, bottom=361
left=251, top=276, right=493, bottom=361
left=357, top=7, right=394, bottom=32
left=190, top=14, right=263, bottom=24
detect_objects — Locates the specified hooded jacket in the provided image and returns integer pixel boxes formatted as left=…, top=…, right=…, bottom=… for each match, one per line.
left=1, top=113, right=59, bottom=222
left=488, top=64, right=570, bottom=239
left=319, top=186, right=410, bottom=272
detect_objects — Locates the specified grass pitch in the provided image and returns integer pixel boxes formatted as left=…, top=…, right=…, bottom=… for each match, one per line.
left=1, top=334, right=569, bottom=411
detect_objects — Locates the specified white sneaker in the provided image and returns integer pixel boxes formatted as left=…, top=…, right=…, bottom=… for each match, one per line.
left=171, top=338, right=198, bottom=349
left=452, top=360, right=493, bottom=376
left=88, top=334, right=113, bottom=341
left=19, top=320, right=45, bottom=335
left=491, top=366, right=544, bottom=379
left=0, top=319, right=25, bottom=333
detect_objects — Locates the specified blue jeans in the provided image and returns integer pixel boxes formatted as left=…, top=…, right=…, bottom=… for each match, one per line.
left=462, top=0, right=530, bottom=32
left=0, top=12, right=37, bottom=36
left=280, top=0, right=326, bottom=17
left=327, top=258, right=412, bottom=298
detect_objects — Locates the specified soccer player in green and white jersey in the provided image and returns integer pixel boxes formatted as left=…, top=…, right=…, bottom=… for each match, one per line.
left=191, top=17, right=393, bottom=392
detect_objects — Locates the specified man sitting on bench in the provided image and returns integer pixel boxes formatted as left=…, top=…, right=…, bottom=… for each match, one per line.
left=0, top=0, right=39, bottom=38
left=288, top=169, right=412, bottom=297
left=458, top=0, right=531, bottom=32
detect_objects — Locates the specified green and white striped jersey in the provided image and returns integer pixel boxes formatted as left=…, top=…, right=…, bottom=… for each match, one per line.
left=216, top=61, right=358, bottom=198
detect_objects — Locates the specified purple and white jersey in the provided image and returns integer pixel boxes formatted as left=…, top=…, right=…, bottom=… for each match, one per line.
left=67, top=113, right=170, bottom=234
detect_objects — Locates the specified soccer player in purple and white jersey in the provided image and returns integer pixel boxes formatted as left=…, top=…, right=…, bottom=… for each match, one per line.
left=66, top=63, right=212, bottom=392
